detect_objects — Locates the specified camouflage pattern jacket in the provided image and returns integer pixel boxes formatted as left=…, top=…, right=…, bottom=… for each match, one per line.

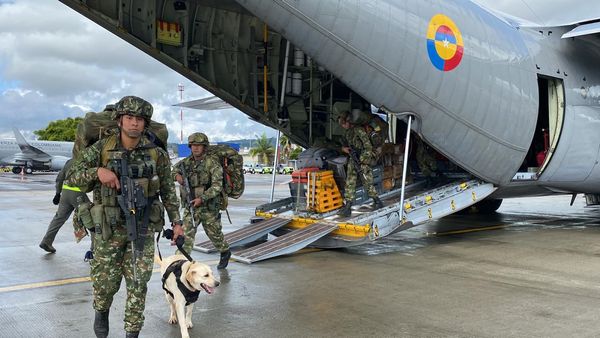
left=344, top=126, right=375, bottom=165
left=66, top=134, right=181, bottom=223
left=172, top=154, right=223, bottom=210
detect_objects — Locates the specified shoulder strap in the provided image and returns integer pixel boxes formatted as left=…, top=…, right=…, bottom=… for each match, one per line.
left=100, top=134, right=119, bottom=167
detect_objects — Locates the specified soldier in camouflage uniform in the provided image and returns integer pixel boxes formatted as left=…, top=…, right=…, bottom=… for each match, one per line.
left=338, top=111, right=384, bottom=217
left=173, top=132, right=231, bottom=269
left=415, top=137, right=439, bottom=187
left=66, top=96, right=183, bottom=338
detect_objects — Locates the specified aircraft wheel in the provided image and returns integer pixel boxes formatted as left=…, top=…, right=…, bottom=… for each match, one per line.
left=462, top=199, right=503, bottom=214
left=25, top=167, right=33, bottom=174
left=12, top=166, right=22, bottom=174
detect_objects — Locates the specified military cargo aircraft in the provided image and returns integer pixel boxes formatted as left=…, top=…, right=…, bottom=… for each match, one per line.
left=58, top=0, right=600, bottom=261
left=0, top=128, right=72, bottom=174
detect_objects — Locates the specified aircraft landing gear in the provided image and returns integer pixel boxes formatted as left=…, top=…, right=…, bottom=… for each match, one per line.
left=12, top=166, right=33, bottom=175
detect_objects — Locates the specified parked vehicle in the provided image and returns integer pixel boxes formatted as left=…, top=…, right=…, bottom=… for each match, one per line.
left=254, top=164, right=273, bottom=174
left=243, top=163, right=255, bottom=174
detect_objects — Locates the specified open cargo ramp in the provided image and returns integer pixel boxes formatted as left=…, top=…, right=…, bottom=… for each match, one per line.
left=193, top=217, right=291, bottom=253
left=231, top=222, right=338, bottom=264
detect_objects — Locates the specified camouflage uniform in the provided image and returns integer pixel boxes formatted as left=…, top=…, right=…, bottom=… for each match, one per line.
left=343, top=126, right=378, bottom=202
left=172, top=133, right=229, bottom=254
left=67, top=96, right=180, bottom=334
left=416, top=138, right=437, bottom=177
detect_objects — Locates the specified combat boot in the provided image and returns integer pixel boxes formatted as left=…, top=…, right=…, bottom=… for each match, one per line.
left=93, top=310, right=109, bottom=338
left=125, top=331, right=139, bottom=338
left=339, top=202, right=352, bottom=217
left=217, top=249, right=231, bottom=269
left=372, top=196, right=384, bottom=210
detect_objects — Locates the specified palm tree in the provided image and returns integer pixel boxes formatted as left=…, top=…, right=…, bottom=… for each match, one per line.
left=249, top=132, right=275, bottom=164
left=279, top=134, right=292, bottom=162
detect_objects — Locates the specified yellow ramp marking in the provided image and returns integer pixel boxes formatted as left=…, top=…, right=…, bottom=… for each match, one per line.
left=0, top=255, right=219, bottom=294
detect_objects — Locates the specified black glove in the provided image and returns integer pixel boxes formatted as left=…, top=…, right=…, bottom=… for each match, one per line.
left=52, top=194, right=61, bottom=205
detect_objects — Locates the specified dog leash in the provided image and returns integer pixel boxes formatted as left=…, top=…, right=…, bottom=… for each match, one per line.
left=159, top=229, right=194, bottom=262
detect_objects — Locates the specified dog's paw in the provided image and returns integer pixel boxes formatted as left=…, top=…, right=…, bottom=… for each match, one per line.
left=186, top=321, right=193, bottom=329
left=168, top=315, right=178, bottom=324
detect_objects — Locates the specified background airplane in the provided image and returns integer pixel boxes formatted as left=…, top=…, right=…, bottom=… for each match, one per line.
left=58, top=0, right=600, bottom=201
left=0, top=127, right=72, bottom=174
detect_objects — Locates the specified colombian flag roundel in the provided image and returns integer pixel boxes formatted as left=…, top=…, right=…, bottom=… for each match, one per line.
left=426, top=14, right=464, bottom=72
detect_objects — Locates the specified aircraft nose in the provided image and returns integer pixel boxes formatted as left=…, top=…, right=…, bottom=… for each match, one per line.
left=237, top=0, right=539, bottom=184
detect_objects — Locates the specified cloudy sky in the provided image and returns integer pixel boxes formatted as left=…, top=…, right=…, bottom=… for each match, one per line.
left=0, top=0, right=276, bottom=142
left=0, top=0, right=596, bottom=142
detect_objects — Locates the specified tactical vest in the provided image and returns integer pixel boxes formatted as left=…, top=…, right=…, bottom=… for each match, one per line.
left=86, top=135, right=165, bottom=237
left=181, top=156, right=222, bottom=211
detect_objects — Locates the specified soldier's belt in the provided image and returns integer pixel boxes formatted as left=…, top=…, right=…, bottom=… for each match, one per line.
left=62, top=184, right=82, bottom=192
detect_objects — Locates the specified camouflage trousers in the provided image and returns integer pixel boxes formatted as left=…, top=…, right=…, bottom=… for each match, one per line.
left=91, top=226, right=155, bottom=332
left=344, top=159, right=378, bottom=202
left=181, top=207, right=229, bottom=254
left=416, top=144, right=437, bottom=177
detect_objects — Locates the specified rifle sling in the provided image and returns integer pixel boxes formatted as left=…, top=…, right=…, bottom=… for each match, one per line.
left=135, top=197, right=154, bottom=253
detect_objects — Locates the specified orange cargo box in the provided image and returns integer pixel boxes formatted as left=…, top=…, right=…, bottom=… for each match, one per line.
left=291, top=167, right=321, bottom=183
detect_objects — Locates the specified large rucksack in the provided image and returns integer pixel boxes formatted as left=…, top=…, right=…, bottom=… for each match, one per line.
left=350, top=109, right=389, bottom=149
left=72, top=110, right=169, bottom=159
left=206, top=144, right=245, bottom=201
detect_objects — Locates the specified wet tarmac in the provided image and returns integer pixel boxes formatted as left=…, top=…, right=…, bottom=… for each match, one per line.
left=2, top=172, right=600, bottom=337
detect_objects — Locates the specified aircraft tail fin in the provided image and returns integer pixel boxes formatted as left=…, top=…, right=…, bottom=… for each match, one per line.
left=11, top=127, right=50, bottom=158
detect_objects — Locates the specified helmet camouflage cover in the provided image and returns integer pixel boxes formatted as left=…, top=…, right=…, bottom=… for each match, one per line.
left=188, top=132, right=209, bottom=146
left=113, top=95, right=153, bottom=120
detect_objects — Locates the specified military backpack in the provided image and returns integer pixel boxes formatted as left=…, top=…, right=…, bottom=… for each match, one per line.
left=206, top=144, right=245, bottom=202
left=72, top=110, right=168, bottom=159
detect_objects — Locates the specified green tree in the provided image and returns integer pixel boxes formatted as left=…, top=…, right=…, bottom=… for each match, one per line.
left=34, top=117, right=83, bottom=141
left=289, top=146, right=303, bottom=160
left=279, top=134, right=292, bottom=162
left=249, top=132, right=275, bottom=164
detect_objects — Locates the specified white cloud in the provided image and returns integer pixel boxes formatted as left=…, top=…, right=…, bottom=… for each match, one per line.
left=0, top=0, right=275, bottom=143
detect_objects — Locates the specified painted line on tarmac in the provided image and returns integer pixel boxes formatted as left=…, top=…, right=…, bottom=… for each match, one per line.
left=0, top=256, right=219, bottom=294
left=426, top=224, right=508, bottom=236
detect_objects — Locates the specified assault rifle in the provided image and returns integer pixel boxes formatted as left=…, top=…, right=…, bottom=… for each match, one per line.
left=116, top=151, right=148, bottom=283
left=348, top=147, right=367, bottom=188
left=179, top=165, right=197, bottom=229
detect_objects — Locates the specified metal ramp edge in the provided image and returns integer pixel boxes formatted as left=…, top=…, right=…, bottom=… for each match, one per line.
left=400, top=180, right=496, bottom=228
left=193, top=217, right=292, bottom=253
left=358, top=180, right=496, bottom=239
left=231, top=222, right=338, bottom=264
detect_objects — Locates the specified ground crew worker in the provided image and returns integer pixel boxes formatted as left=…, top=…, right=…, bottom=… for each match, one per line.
left=173, top=132, right=231, bottom=269
left=415, top=137, right=439, bottom=187
left=66, top=96, right=183, bottom=338
left=338, top=111, right=384, bottom=217
left=39, top=158, right=90, bottom=253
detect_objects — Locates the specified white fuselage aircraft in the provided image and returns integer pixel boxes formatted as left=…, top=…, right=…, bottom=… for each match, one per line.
left=0, top=128, right=72, bottom=174
left=58, top=0, right=600, bottom=202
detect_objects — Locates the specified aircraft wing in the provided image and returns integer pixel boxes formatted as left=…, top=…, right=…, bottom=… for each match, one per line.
left=11, top=127, right=52, bottom=162
left=562, top=21, right=600, bottom=39
left=173, top=96, right=232, bottom=110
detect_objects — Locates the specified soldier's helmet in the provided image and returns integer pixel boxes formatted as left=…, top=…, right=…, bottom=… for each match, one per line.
left=113, top=96, right=153, bottom=121
left=188, top=132, right=209, bottom=146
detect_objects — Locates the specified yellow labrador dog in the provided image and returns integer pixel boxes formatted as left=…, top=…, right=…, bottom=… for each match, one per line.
left=160, top=254, right=220, bottom=338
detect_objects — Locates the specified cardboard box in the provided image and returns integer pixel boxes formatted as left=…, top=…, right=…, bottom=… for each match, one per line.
left=383, top=166, right=393, bottom=179
left=381, top=143, right=395, bottom=155
left=383, top=178, right=394, bottom=191
left=392, top=164, right=404, bottom=179
left=392, top=156, right=404, bottom=166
